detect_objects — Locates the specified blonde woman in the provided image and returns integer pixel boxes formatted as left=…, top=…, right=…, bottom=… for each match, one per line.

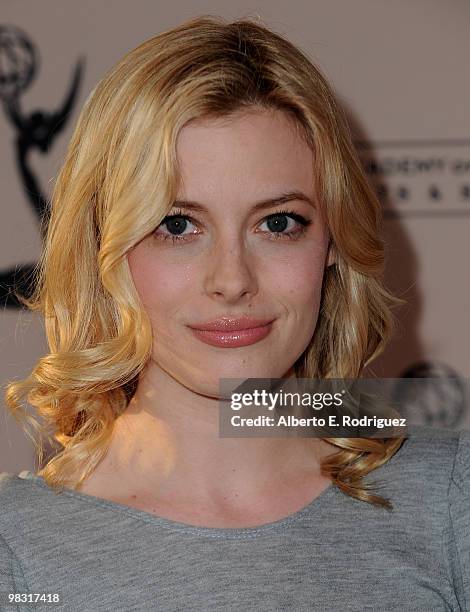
left=1, top=15, right=469, bottom=612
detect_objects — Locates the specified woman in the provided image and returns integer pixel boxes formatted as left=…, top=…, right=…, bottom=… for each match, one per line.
left=1, top=14, right=468, bottom=612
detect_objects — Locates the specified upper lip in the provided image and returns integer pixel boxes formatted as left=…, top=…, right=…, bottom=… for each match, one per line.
left=188, top=315, right=275, bottom=331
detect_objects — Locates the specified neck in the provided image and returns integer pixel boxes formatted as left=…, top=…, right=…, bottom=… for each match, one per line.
left=80, top=361, right=334, bottom=511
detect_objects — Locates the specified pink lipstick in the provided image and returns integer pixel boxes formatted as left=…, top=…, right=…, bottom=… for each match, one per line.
left=188, top=316, right=275, bottom=348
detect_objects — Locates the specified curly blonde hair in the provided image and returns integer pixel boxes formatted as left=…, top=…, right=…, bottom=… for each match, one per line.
left=4, top=14, right=405, bottom=508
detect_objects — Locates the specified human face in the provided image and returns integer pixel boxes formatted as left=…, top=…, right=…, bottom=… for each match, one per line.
left=127, top=108, right=333, bottom=397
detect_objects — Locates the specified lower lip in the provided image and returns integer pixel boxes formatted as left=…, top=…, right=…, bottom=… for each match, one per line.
left=189, top=322, right=274, bottom=348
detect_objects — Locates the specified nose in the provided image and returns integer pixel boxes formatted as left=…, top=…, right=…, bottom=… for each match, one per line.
left=204, top=235, right=258, bottom=303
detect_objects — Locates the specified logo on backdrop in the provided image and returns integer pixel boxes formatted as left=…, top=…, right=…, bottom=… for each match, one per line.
left=357, top=139, right=470, bottom=219
left=0, top=24, right=84, bottom=308
left=392, top=360, right=466, bottom=428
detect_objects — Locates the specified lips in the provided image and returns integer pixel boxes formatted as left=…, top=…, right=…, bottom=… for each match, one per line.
left=187, top=316, right=275, bottom=348
left=188, top=316, right=274, bottom=332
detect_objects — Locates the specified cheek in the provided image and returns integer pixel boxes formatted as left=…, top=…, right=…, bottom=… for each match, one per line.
left=127, top=236, right=328, bottom=316
left=265, top=245, right=326, bottom=308
left=127, top=246, right=190, bottom=315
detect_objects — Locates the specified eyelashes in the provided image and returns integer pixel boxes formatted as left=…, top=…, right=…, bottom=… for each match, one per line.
left=153, top=208, right=313, bottom=245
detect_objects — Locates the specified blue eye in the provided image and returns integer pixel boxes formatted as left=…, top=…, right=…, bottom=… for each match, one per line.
left=258, top=211, right=311, bottom=240
left=153, top=211, right=199, bottom=243
left=153, top=208, right=312, bottom=244
left=162, top=216, right=194, bottom=237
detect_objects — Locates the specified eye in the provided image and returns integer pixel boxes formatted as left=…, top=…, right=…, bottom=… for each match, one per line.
left=257, top=210, right=312, bottom=241
left=153, top=210, right=199, bottom=244
left=152, top=208, right=312, bottom=244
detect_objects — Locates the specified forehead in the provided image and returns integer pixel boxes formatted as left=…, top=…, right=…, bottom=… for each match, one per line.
left=175, top=108, right=316, bottom=206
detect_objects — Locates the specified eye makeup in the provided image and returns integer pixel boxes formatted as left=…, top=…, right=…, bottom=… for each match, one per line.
left=153, top=207, right=313, bottom=244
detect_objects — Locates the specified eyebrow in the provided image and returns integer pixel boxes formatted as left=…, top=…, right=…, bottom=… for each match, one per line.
left=171, top=190, right=316, bottom=214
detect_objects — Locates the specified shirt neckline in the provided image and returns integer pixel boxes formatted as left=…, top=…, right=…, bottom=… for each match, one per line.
left=17, top=470, right=337, bottom=539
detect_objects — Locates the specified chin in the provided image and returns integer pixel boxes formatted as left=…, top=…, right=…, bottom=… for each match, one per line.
left=196, top=363, right=284, bottom=389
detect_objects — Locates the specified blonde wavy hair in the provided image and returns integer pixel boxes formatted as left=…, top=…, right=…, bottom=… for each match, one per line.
left=4, top=14, right=405, bottom=508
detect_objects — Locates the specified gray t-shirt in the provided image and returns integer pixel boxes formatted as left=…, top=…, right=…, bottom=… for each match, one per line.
left=0, top=425, right=469, bottom=611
